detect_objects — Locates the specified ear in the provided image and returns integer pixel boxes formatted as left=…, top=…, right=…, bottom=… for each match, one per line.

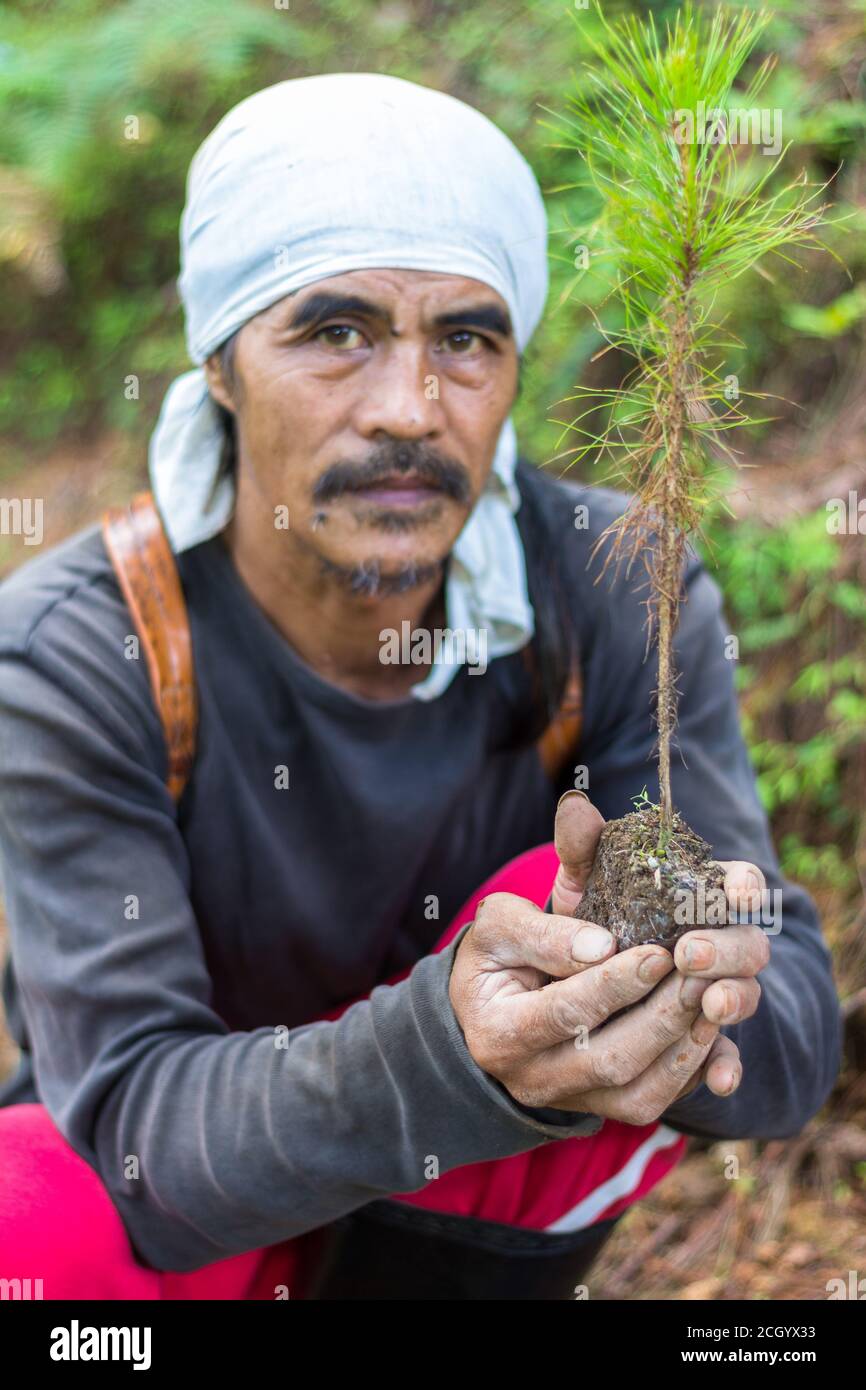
left=203, top=352, right=236, bottom=415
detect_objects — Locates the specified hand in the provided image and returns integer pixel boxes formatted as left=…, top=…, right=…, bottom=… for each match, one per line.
left=551, top=791, right=771, bottom=1102
left=448, top=889, right=721, bottom=1123
left=448, top=793, right=768, bottom=1122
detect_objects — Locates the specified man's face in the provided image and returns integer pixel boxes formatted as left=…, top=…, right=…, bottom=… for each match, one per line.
left=204, top=268, right=519, bottom=595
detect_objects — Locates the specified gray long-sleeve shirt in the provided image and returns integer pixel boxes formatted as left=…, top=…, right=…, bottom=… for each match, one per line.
left=0, top=463, right=842, bottom=1271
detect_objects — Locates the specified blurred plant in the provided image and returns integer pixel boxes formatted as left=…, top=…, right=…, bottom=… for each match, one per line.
left=0, top=0, right=618, bottom=444
left=0, top=0, right=861, bottom=458
left=704, top=505, right=865, bottom=891
left=784, top=284, right=866, bottom=338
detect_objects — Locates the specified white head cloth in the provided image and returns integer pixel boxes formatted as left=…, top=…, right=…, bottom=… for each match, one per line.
left=149, top=72, right=549, bottom=699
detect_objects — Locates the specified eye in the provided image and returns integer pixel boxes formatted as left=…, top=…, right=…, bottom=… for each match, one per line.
left=439, top=330, right=488, bottom=356
left=314, top=324, right=367, bottom=350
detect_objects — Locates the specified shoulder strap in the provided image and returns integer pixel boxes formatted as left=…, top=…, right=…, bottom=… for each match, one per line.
left=535, top=659, right=583, bottom=782
left=101, top=491, right=197, bottom=803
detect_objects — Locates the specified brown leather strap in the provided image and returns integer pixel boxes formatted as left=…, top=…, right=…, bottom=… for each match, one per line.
left=101, top=491, right=197, bottom=802
left=532, top=656, right=583, bottom=782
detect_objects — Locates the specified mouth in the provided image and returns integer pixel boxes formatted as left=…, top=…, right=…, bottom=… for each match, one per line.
left=340, top=474, right=446, bottom=507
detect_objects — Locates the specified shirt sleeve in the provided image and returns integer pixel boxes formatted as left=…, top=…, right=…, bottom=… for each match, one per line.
left=573, top=539, right=843, bottom=1140
left=0, top=625, right=600, bottom=1273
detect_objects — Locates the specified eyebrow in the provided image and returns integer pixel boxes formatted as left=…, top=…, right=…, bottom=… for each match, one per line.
left=285, top=291, right=513, bottom=339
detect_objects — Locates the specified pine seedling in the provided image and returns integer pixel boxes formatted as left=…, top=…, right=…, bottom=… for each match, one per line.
left=541, top=2, right=830, bottom=945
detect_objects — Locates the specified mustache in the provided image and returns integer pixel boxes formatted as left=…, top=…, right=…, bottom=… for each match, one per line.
left=312, top=442, right=473, bottom=506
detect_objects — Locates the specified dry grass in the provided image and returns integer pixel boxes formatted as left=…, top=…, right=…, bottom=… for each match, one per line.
left=592, top=1104, right=866, bottom=1300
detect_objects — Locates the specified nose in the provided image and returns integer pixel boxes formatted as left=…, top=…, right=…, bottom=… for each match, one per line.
left=353, top=342, right=443, bottom=441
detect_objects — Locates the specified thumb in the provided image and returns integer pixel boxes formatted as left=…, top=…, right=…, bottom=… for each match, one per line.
left=551, top=791, right=606, bottom=918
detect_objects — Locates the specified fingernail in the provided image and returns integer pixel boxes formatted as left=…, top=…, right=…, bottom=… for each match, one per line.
left=638, top=951, right=671, bottom=984
left=691, top=1014, right=718, bottom=1046
left=720, top=986, right=737, bottom=1020
left=558, top=789, right=590, bottom=811
left=572, top=926, right=612, bottom=962
left=684, top=939, right=715, bottom=970
left=718, top=1065, right=741, bottom=1095
left=731, top=872, right=762, bottom=911
left=680, top=976, right=709, bottom=1009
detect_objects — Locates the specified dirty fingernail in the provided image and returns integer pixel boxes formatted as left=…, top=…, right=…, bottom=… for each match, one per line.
left=638, top=951, right=671, bottom=984
left=684, top=939, right=715, bottom=970
left=572, top=926, right=612, bottom=961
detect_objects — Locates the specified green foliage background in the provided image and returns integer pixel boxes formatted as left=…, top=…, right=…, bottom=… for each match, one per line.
left=0, top=0, right=864, bottom=904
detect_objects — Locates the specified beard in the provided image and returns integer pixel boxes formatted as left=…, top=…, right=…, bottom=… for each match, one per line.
left=317, top=551, right=448, bottom=598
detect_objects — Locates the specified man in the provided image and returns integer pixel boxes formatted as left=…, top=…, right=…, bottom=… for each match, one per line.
left=0, top=73, right=841, bottom=1300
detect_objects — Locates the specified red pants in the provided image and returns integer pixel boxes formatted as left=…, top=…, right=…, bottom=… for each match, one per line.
left=0, top=843, right=685, bottom=1298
